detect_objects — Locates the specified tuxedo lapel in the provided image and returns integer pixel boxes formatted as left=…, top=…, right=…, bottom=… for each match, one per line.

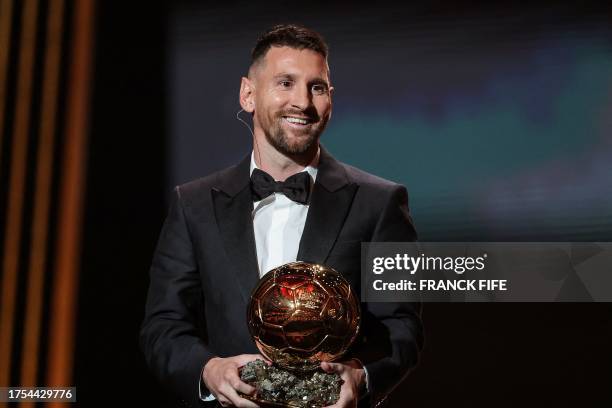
left=297, top=147, right=358, bottom=264
left=211, top=147, right=357, bottom=302
left=212, top=154, right=260, bottom=303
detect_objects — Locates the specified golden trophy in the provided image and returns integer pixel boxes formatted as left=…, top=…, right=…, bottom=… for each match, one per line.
left=241, top=261, right=361, bottom=407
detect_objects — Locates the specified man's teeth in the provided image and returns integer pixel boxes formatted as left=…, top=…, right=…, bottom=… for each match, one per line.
left=284, top=116, right=310, bottom=125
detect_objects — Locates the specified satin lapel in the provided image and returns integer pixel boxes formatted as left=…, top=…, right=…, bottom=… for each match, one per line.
left=212, top=155, right=260, bottom=303
left=297, top=147, right=358, bottom=264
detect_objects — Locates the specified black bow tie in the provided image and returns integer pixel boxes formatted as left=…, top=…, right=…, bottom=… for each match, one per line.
left=250, top=168, right=313, bottom=204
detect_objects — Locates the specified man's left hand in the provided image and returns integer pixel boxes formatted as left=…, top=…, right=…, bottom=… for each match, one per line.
left=321, top=359, right=366, bottom=408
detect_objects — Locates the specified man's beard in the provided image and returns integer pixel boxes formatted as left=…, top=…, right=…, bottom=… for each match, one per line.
left=264, top=114, right=328, bottom=156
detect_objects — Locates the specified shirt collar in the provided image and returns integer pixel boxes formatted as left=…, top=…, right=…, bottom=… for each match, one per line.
left=249, top=147, right=319, bottom=182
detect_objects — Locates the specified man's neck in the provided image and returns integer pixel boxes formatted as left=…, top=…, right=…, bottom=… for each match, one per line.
left=253, top=140, right=320, bottom=182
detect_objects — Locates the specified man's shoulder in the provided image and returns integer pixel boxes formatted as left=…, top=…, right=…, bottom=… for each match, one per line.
left=338, top=161, right=405, bottom=194
left=175, top=161, right=242, bottom=201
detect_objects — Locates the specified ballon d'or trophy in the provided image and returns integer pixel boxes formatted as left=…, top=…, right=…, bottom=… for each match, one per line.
left=241, top=261, right=361, bottom=407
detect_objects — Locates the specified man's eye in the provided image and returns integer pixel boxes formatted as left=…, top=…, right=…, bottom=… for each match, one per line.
left=312, top=84, right=328, bottom=94
left=279, top=80, right=293, bottom=88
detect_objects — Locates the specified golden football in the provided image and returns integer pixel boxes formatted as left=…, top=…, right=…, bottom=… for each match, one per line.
left=247, top=261, right=361, bottom=371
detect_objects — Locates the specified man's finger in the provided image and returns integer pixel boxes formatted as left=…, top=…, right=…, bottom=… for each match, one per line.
left=321, top=361, right=344, bottom=373
left=323, top=370, right=356, bottom=408
left=226, top=369, right=258, bottom=399
left=217, top=394, right=231, bottom=407
left=222, top=383, right=260, bottom=408
left=323, top=391, right=349, bottom=408
left=232, top=377, right=256, bottom=396
left=235, top=353, right=265, bottom=367
left=334, top=383, right=355, bottom=408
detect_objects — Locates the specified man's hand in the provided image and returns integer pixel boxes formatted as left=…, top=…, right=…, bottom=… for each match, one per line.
left=321, top=359, right=366, bottom=408
left=202, top=354, right=266, bottom=407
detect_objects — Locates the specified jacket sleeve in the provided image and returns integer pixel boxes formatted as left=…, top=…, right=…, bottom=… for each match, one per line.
left=140, top=186, right=215, bottom=408
left=360, top=185, right=424, bottom=405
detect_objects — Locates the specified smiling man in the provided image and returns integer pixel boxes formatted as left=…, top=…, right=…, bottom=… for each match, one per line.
left=247, top=45, right=331, bottom=156
left=140, top=24, right=423, bottom=408
left=241, top=31, right=332, bottom=181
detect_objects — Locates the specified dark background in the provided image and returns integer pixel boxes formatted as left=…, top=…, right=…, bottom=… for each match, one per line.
left=75, top=1, right=612, bottom=407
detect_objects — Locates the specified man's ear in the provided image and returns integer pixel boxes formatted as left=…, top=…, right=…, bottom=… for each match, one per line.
left=239, top=77, right=255, bottom=113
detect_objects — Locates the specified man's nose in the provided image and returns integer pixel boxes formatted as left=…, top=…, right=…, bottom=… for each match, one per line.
left=290, top=84, right=312, bottom=110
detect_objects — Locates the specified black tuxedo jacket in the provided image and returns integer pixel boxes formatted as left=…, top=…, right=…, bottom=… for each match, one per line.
left=140, top=147, right=423, bottom=407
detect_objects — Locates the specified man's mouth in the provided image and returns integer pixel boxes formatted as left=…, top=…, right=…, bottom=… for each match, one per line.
left=282, top=116, right=314, bottom=126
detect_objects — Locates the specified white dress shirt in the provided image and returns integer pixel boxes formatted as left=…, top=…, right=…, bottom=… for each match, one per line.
left=200, top=148, right=368, bottom=402
left=251, top=150, right=319, bottom=276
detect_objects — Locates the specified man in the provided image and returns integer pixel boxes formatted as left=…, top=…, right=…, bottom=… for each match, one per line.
left=140, top=24, right=423, bottom=408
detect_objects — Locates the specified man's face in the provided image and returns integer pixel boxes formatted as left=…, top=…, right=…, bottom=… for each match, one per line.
left=250, top=46, right=333, bottom=156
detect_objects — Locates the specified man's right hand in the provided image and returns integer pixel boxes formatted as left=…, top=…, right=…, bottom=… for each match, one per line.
left=202, top=354, right=264, bottom=407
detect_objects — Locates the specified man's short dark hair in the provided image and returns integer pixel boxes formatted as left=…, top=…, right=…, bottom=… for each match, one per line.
left=250, top=24, right=329, bottom=71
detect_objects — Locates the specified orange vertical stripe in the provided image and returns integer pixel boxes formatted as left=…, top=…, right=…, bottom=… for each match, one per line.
left=0, top=0, right=39, bottom=391
left=0, top=0, right=14, bottom=161
left=46, top=0, right=95, bottom=402
left=20, top=0, right=65, bottom=402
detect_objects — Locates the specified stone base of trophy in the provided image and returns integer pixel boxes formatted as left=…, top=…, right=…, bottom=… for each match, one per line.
left=240, top=360, right=342, bottom=408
